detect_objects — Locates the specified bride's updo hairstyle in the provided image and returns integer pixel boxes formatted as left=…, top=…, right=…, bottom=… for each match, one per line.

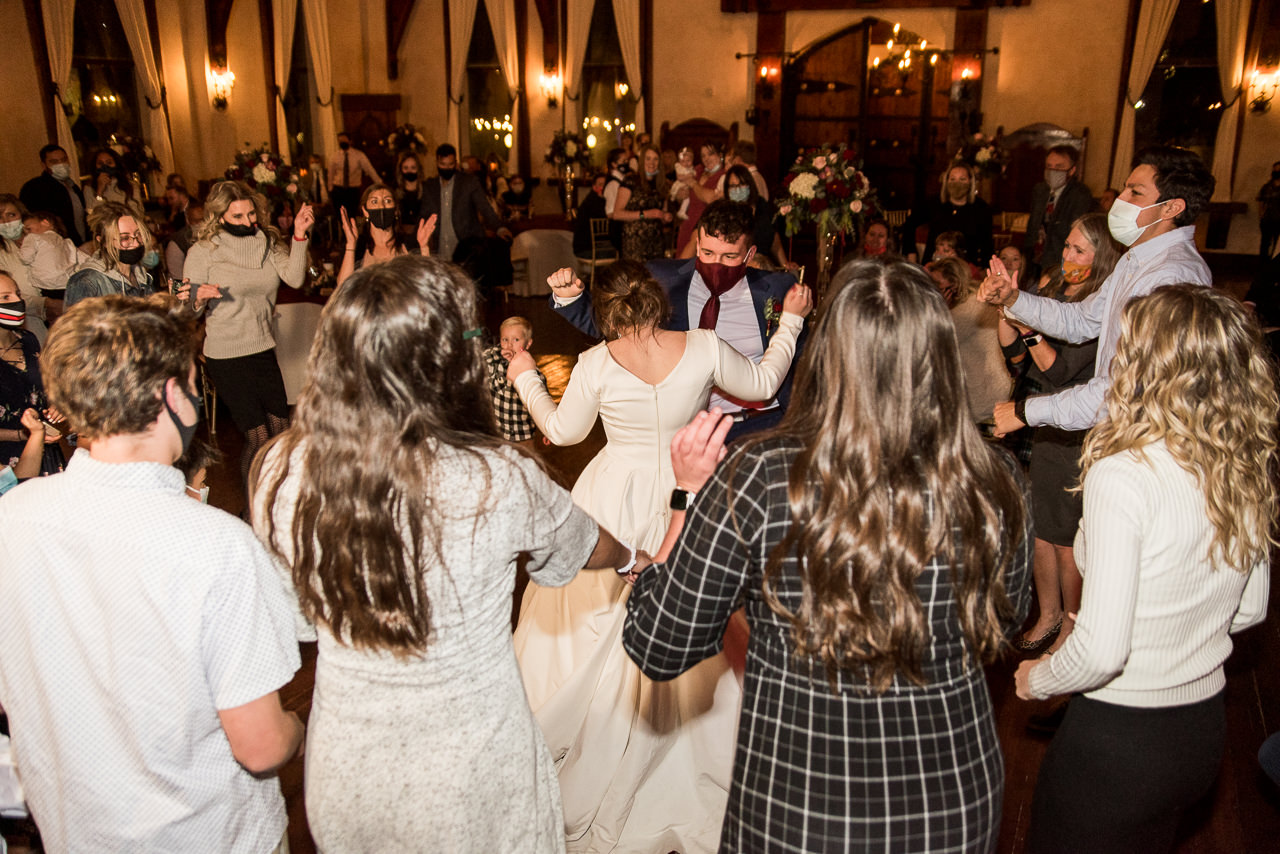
left=591, top=259, right=670, bottom=339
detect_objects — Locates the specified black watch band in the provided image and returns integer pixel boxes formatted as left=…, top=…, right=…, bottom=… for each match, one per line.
left=670, top=488, right=696, bottom=511
left=1014, top=398, right=1028, bottom=425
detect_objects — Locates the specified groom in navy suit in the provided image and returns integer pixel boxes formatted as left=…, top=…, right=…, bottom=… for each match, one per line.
left=550, top=200, right=804, bottom=439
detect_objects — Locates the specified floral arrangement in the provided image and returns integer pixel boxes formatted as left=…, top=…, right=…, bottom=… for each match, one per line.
left=224, top=143, right=300, bottom=207
left=545, top=130, right=593, bottom=171
left=954, top=132, right=1008, bottom=178
left=108, top=134, right=161, bottom=176
left=776, top=143, right=877, bottom=238
left=385, top=123, right=428, bottom=159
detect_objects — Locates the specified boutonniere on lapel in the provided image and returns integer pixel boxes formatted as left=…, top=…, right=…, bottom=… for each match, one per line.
left=763, top=297, right=781, bottom=337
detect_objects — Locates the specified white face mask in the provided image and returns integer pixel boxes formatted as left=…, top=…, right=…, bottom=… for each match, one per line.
left=1044, top=169, right=1070, bottom=191
left=1107, top=197, right=1165, bottom=247
left=0, top=221, right=22, bottom=241
left=49, top=163, right=72, bottom=181
left=186, top=484, right=210, bottom=504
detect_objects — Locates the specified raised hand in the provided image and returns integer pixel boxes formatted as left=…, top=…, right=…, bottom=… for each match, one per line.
left=417, top=214, right=438, bottom=255
left=979, top=254, right=1020, bottom=307
left=671, top=408, right=733, bottom=493
left=294, top=203, right=315, bottom=240
left=782, top=282, right=813, bottom=316
left=506, top=349, right=537, bottom=383
left=547, top=267, right=585, bottom=300
left=339, top=207, right=359, bottom=248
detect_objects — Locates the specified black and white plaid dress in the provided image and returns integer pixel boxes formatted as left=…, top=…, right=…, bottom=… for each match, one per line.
left=624, top=436, right=1033, bottom=853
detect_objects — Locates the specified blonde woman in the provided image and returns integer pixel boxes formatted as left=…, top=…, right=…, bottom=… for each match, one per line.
left=1015, top=284, right=1276, bottom=854
left=65, top=202, right=157, bottom=308
left=183, top=181, right=313, bottom=495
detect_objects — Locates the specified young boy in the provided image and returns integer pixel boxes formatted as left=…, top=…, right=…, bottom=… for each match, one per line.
left=19, top=211, right=80, bottom=325
left=483, top=316, right=545, bottom=449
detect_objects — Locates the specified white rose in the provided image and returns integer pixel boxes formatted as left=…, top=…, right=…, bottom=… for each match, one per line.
left=975, top=149, right=992, bottom=164
left=812, top=155, right=828, bottom=169
left=285, top=182, right=298, bottom=195
left=849, top=200, right=863, bottom=213
left=252, top=162, right=275, bottom=184
left=779, top=204, right=792, bottom=215
left=844, top=167, right=855, bottom=178
left=565, top=140, right=578, bottom=156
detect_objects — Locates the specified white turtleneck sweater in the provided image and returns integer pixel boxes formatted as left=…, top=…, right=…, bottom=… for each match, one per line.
left=183, top=230, right=309, bottom=360
left=1028, top=442, right=1269, bottom=707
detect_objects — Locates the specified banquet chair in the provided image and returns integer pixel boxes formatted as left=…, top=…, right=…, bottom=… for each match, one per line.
left=574, top=218, right=618, bottom=288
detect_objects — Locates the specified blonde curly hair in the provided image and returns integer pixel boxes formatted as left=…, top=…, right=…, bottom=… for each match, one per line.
left=1081, top=284, right=1278, bottom=572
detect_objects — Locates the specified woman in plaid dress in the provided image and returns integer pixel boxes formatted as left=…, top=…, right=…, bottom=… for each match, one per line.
left=625, top=259, right=1033, bottom=853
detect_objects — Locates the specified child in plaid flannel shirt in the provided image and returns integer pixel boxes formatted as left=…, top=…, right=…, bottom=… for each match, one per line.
left=483, top=316, right=545, bottom=448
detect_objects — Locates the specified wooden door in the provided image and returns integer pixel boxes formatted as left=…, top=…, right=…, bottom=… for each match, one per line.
left=782, top=19, right=953, bottom=212
left=339, top=94, right=403, bottom=183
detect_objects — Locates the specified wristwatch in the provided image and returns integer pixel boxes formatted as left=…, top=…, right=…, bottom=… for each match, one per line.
left=1020, top=331, right=1044, bottom=347
left=614, top=541, right=638, bottom=576
left=670, top=488, right=697, bottom=511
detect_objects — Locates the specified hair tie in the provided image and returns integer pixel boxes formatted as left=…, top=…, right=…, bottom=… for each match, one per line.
left=462, top=327, right=483, bottom=340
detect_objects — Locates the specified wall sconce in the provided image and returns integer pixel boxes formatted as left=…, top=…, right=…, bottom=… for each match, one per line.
left=540, top=69, right=562, bottom=109
left=208, top=65, right=235, bottom=111
left=952, top=55, right=982, bottom=83
left=757, top=61, right=780, bottom=100
left=1250, top=68, right=1278, bottom=114
left=616, top=81, right=629, bottom=99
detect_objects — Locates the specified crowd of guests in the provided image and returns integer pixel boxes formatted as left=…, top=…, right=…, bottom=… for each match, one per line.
left=0, top=136, right=1277, bottom=854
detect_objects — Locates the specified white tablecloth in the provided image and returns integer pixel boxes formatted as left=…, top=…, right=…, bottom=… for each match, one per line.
left=510, top=229, right=576, bottom=297
left=273, top=302, right=324, bottom=404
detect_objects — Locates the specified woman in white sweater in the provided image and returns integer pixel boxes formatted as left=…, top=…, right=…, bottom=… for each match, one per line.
left=183, top=181, right=313, bottom=494
left=1015, top=284, right=1276, bottom=854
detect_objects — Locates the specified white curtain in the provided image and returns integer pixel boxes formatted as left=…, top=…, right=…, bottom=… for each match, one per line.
left=273, top=0, right=299, bottom=161
left=612, top=0, right=642, bottom=132
left=447, top=0, right=480, bottom=149
left=1210, top=0, right=1248, bottom=201
left=1109, top=0, right=1180, bottom=190
left=484, top=0, right=520, bottom=168
left=300, top=0, right=336, bottom=157
left=114, top=0, right=174, bottom=176
left=40, top=0, right=80, bottom=180
left=563, top=0, right=594, bottom=126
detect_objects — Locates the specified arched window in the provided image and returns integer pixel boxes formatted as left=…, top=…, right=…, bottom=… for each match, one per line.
left=580, top=1, right=637, bottom=167
left=71, top=3, right=141, bottom=172
left=466, top=3, right=514, bottom=162
left=1133, top=0, right=1222, bottom=162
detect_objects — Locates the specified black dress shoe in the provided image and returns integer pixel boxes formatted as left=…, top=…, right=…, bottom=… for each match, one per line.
left=1014, top=619, right=1062, bottom=655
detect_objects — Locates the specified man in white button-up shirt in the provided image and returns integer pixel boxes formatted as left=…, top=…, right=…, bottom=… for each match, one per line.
left=983, top=145, right=1214, bottom=435
left=0, top=295, right=303, bottom=853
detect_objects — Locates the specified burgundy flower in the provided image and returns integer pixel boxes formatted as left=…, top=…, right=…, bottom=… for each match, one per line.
left=809, top=198, right=828, bottom=214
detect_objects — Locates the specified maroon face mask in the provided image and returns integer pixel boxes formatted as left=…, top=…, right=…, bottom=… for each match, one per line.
left=695, top=258, right=750, bottom=329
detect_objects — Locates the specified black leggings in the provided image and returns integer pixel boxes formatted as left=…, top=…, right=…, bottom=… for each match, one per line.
left=1029, top=692, right=1224, bottom=854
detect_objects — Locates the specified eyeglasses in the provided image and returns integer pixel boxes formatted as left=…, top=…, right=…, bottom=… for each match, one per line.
left=118, top=232, right=142, bottom=247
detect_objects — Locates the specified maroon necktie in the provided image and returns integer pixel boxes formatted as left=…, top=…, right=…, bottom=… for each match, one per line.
left=696, top=259, right=748, bottom=329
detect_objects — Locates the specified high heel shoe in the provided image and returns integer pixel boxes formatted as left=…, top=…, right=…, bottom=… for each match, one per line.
left=1015, top=619, right=1062, bottom=654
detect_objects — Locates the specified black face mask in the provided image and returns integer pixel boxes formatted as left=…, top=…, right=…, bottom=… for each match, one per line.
left=222, top=222, right=258, bottom=238
left=402, top=170, right=419, bottom=181
left=338, top=141, right=350, bottom=151
left=368, top=208, right=396, bottom=230
left=164, top=379, right=202, bottom=456
left=117, top=246, right=144, bottom=265
left=97, top=166, right=119, bottom=178
left=438, top=168, right=456, bottom=181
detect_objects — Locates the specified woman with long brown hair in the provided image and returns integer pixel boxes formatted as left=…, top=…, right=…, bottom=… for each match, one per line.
left=1016, top=284, right=1275, bottom=854
left=253, top=254, right=638, bottom=851
left=624, top=259, right=1033, bottom=852
left=183, top=180, right=313, bottom=498
left=992, top=212, right=1123, bottom=655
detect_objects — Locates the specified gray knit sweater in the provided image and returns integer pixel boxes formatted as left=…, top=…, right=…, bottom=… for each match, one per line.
left=183, top=231, right=309, bottom=359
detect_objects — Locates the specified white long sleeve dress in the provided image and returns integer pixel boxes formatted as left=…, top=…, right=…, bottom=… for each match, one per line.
left=510, top=315, right=802, bottom=854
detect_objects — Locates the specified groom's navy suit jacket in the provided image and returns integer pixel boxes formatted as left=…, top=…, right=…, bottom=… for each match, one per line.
left=551, top=258, right=806, bottom=416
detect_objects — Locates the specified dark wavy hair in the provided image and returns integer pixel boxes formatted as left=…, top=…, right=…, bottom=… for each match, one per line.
left=591, top=259, right=670, bottom=339
left=1133, top=145, right=1214, bottom=226
left=744, top=259, right=1026, bottom=690
left=696, top=198, right=755, bottom=246
left=255, top=255, right=506, bottom=656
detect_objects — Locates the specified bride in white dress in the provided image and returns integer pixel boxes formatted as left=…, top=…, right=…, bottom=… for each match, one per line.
left=507, top=261, right=810, bottom=853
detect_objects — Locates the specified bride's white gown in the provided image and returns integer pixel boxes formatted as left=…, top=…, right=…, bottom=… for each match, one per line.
left=511, top=317, right=802, bottom=853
